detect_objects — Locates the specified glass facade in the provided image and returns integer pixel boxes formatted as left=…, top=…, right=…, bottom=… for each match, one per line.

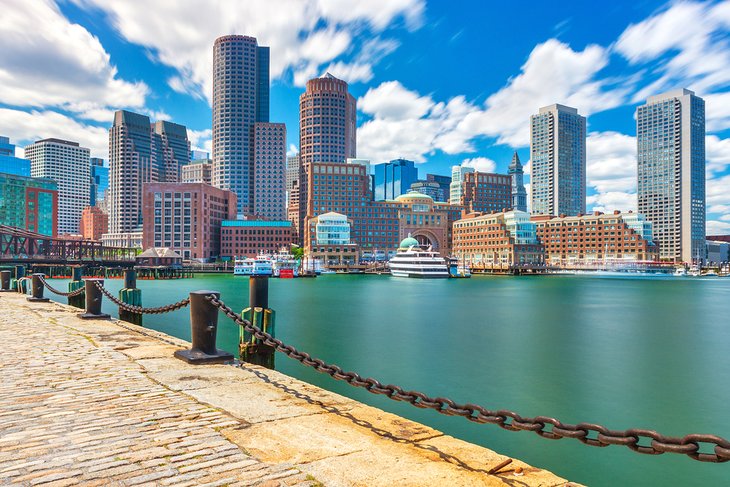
left=0, top=136, right=31, bottom=177
left=315, top=212, right=351, bottom=245
left=374, top=159, right=418, bottom=201
left=449, top=166, right=474, bottom=204
left=90, top=158, right=108, bottom=206
left=0, top=172, right=57, bottom=236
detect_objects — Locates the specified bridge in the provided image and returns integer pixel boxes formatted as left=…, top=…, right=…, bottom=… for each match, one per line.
left=0, top=224, right=137, bottom=266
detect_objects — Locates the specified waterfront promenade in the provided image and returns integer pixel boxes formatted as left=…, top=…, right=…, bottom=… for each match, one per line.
left=0, top=292, right=571, bottom=486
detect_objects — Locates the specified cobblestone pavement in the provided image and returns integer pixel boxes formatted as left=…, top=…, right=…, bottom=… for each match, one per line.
left=0, top=295, right=315, bottom=487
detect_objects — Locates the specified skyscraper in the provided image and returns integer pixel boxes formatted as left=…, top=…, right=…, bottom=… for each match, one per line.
left=295, top=73, right=356, bottom=242
left=509, top=151, right=527, bottom=212
left=212, top=35, right=270, bottom=216
left=108, top=110, right=189, bottom=234
left=637, top=88, right=705, bottom=263
left=253, top=122, right=286, bottom=220
left=25, top=138, right=90, bottom=235
left=530, top=104, right=586, bottom=216
left=374, top=159, right=418, bottom=200
left=449, top=165, right=474, bottom=205
left=89, top=157, right=108, bottom=207
left=0, top=136, right=31, bottom=177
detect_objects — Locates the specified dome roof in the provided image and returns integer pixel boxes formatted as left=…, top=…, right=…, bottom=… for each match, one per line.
left=394, top=191, right=434, bottom=202
left=399, top=236, right=420, bottom=248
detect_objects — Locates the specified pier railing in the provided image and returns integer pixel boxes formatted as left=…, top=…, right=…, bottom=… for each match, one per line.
left=28, top=274, right=730, bottom=464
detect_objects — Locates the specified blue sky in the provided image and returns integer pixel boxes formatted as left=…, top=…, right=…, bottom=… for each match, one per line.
left=1, top=0, right=729, bottom=233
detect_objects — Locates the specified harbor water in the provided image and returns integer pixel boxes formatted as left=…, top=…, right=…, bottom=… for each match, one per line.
left=47, top=273, right=730, bottom=486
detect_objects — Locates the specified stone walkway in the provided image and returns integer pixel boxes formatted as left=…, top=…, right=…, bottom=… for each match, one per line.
left=0, top=293, right=312, bottom=487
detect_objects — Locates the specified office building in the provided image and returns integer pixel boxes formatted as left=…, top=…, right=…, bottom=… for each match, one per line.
left=409, top=180, right=442, bottom=201
left=101, top=232, right=143, bottom=249
left=220, top=220, right=292, bottom=258
left=460, top=171, right=512, bottom=215
left=0, top=136, right=30, bottom=176
left=253, top=122, right=286, bottom=220
left=89, top=157, right=108, bottom=207
left=296, top=73, right=356, bottom=241
left=453, top=210, right=545, bottom=269
left=530, top=104, right=586, bottom=216
left=142, top=182, right=237, bottom=261
left=374, top=159, right=418, bottom=200
left=286, top=155, right=299, bottom=195
left=182, top=160, right=212, bottom=184
left=637, top=88, right=705, bottom=263
left=509, top=152, right=528, bottom=212
left=80, top=205, right=108, bottom=241
left=25, top=138, right=90, bottom=235
left=450, top=165, right=474, bottom=204
left=532, top=211, right=658, bottom=267
left=706, top=240, right=729, bottom=264
left=212, top=35, right=270, bottom=216
left=426, top=174, right=451, bottom=202
left=109, top=110, right=189, bottom=235
left=0, top=172, right=57, bottom=236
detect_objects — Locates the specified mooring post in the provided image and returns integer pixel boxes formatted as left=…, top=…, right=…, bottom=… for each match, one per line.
left=240, top=276, right=276, bottom=369
left=119, top=269, right=142, bottom=326
left=174, top=290, right=233, bottom=364
left=68, top=267, right=85, bottom=308
left=27, top=273, right=50, bottom=302
left=0, top=270, right=11, bottom=292
left=78, top=279, right=110, bottom=320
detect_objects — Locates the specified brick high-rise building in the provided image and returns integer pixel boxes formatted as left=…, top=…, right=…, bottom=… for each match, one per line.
left=25, top=138, right=90, bottom=235
left=212, top=35, right=270, bottom=217
left=253, top=122, right=286, bottom=220
left=80, top=205, right=108, bottom=241
left=460, top=171, right=512, bottom=215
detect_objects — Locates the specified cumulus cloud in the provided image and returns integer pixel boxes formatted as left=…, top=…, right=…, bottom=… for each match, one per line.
left=707, top=135, right=730, bottom=175
left=187, top=128, right=212, bottom=154
left=460, top=157, right=496, bottom=173
left=587, top=191, right=637, bottom=214
left=287, top=144, right=299, bottom=157
left=73, top=0, right=423, bottom=97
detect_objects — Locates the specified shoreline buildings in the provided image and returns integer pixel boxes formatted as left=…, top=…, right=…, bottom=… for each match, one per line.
left=0, top=173, right=57, bottom=236
left=637, top=88, right=705, bottom=263
left=530, top=104, right=586, bottom=217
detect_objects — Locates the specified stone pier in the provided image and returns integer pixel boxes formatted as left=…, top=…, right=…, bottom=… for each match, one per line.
left=0, top=293, right=575, bottom=486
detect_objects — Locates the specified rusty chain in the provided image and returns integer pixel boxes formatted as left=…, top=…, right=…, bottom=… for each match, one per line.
left=38, top=275, right=85, bottom=297
left=93, top=280, right=190, bottom=314
left=206, top=294, right=730, bottom=464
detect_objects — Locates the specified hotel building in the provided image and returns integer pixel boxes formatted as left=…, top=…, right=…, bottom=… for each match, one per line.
left=25, top=138, right=90, bottom=235
left=530, top=104, right=586, bottom=216
left=220, top=220, right=292, bottom=259
left=532, top=211, right=658, bottom=267
left=637, top=88, right=705, bottom=263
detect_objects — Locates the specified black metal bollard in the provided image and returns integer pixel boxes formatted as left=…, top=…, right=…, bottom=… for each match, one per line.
left=27, top=273, right=50, bottom=302
left=240, top=276, right=276, bottom=369
left=77, top=279, right=111, bottom=320
left=174, top=291, right=233, bottom=365
left=0, top=270, right=11, bottom=292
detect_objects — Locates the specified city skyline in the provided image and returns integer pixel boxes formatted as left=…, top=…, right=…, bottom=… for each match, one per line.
left=1, top=1, right=729, bottom=233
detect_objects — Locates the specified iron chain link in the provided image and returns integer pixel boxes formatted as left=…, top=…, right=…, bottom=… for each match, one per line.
left=38, top=275, right=85, bottom=297
left=206, top=294, right=730, bottom=464
left=94, top=280, right=190, bottom=314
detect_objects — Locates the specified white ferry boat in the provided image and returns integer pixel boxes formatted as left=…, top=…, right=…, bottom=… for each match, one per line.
left=271, top=251, right=299, bottom=278
left=673, top=267, right=688, bottom=277
left=388, top=236, right=449, bottom=278
left=233, top=257, right=273, bottom=276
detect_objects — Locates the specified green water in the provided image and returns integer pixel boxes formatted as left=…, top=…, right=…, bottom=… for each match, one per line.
left=48, top=274, right=730, bottom=486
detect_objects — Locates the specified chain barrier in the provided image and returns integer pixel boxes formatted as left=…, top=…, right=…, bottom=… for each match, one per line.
left=206, top=294, right=730, bottom=464
left=93, top=280, right=190, bottom=315
left=38, top=275, right=85, bottom=297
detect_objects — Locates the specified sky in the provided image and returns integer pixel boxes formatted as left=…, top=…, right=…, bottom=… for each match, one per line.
left=1, top=0, right=729, bottom=233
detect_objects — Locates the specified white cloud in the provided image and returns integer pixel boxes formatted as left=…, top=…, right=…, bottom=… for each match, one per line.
left=0, top=0, right=148, bottom=118
left=74, top=0, right=423, bottom=98
left=359, top=81, right=434, bottom=120
left=460, top=157, right=496, bottom=173
left=287, top=144, right=299, bottom=157
left=707, top=135, right=730, bottom=175
left=587, top=191, right=637, bottom=214
left=707, top=220, right=730, bottom=235
left=187, top=128, right=212, bottom=154
left=0, top=108, right=109, bottom=158
left=704, top=92, right=730, bottom=132
left=707, top=173, right=730, bottom=208
left=586, top=131, right=636, bottom=194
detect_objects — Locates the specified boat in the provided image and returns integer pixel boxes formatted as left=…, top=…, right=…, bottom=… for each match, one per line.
left=688, top=265, right=701, bottom=277
left=270, top=251, right=300, bottom=278
left=703, top=269, right=718, bottom=277
left=233, top=257, right=273, bottom=276
left=673, top=267, right=688, bottom=277
left=448, top=257, right=471, bottom=278
left=388, top=235, right=449, bottom=279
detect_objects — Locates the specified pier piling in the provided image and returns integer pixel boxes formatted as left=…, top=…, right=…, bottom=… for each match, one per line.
left=68, top=267, right=85, bottom=309
left=240, top=276, right=276, bottom=369
left=174, top=291, right=233, bottom=364
left=78, top=279, right=110, bottom=320
left=0, top=270, right=11, bottom=292
left=119, top=269, right=142, bottom=326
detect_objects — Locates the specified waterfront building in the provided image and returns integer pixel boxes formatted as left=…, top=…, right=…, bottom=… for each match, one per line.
left=101, top=231, right=143, bottom=249
left=80, top=205, right=108, bottom=241
left=452, top=210, right=545, bottom=269
left=426, top=174, right=451, bottom=202
left=0, top=172, right=57, bottom=235
left=181, top=159, right=212, bottom=184
left=306, top=212, right=359, bottom=265
left=212, top=35, right=270, bottom=217
left=509, top=152, right=528, bottom=212
left=0, top=136, right=30, bottom=176
left=220, top=220, right=292, bottom=259
left=25, top=138, right=90, bottom=235
left=449, top=165, right=474, bottom=205
left=89, top=157, right=108, bottom=208
left=409, top=180, right=442, bottom=201
left=637, top=88, right=705, bottom=264
left=460, top=171, right=512, bottom=215
left=706, top=240, right=729, bottom=264
left=295, top=73, right=356, bottom=242
left=374, top=159, right=418, bottom=201
left=532, top=211, right=658, bottom=267
left=394, top=192, right=452, bottom=256
left=253, top=122, right=286, bottom=220
left=109, top=110, right=190, bottom=234
left=142, top=182, right=237, bottom=261
left=530, top=104, right=586, bottom=216
left=135, top=247, right=183, bottom=267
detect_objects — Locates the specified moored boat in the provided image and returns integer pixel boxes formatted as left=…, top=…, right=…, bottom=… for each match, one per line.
left=388, top=236, right=449, bottom=279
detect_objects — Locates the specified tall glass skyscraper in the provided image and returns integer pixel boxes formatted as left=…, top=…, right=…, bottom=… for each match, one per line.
left=212, top=35, right=270, bottom=217
left=0, top=136, right=31, bottom=177
left=530, top=104, right=586, bottom=216
left=374, top=159, right=418, bottom=200
left=637, top=88, right=705, bottom=263
left=89, top=157, right=108, bottom=207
